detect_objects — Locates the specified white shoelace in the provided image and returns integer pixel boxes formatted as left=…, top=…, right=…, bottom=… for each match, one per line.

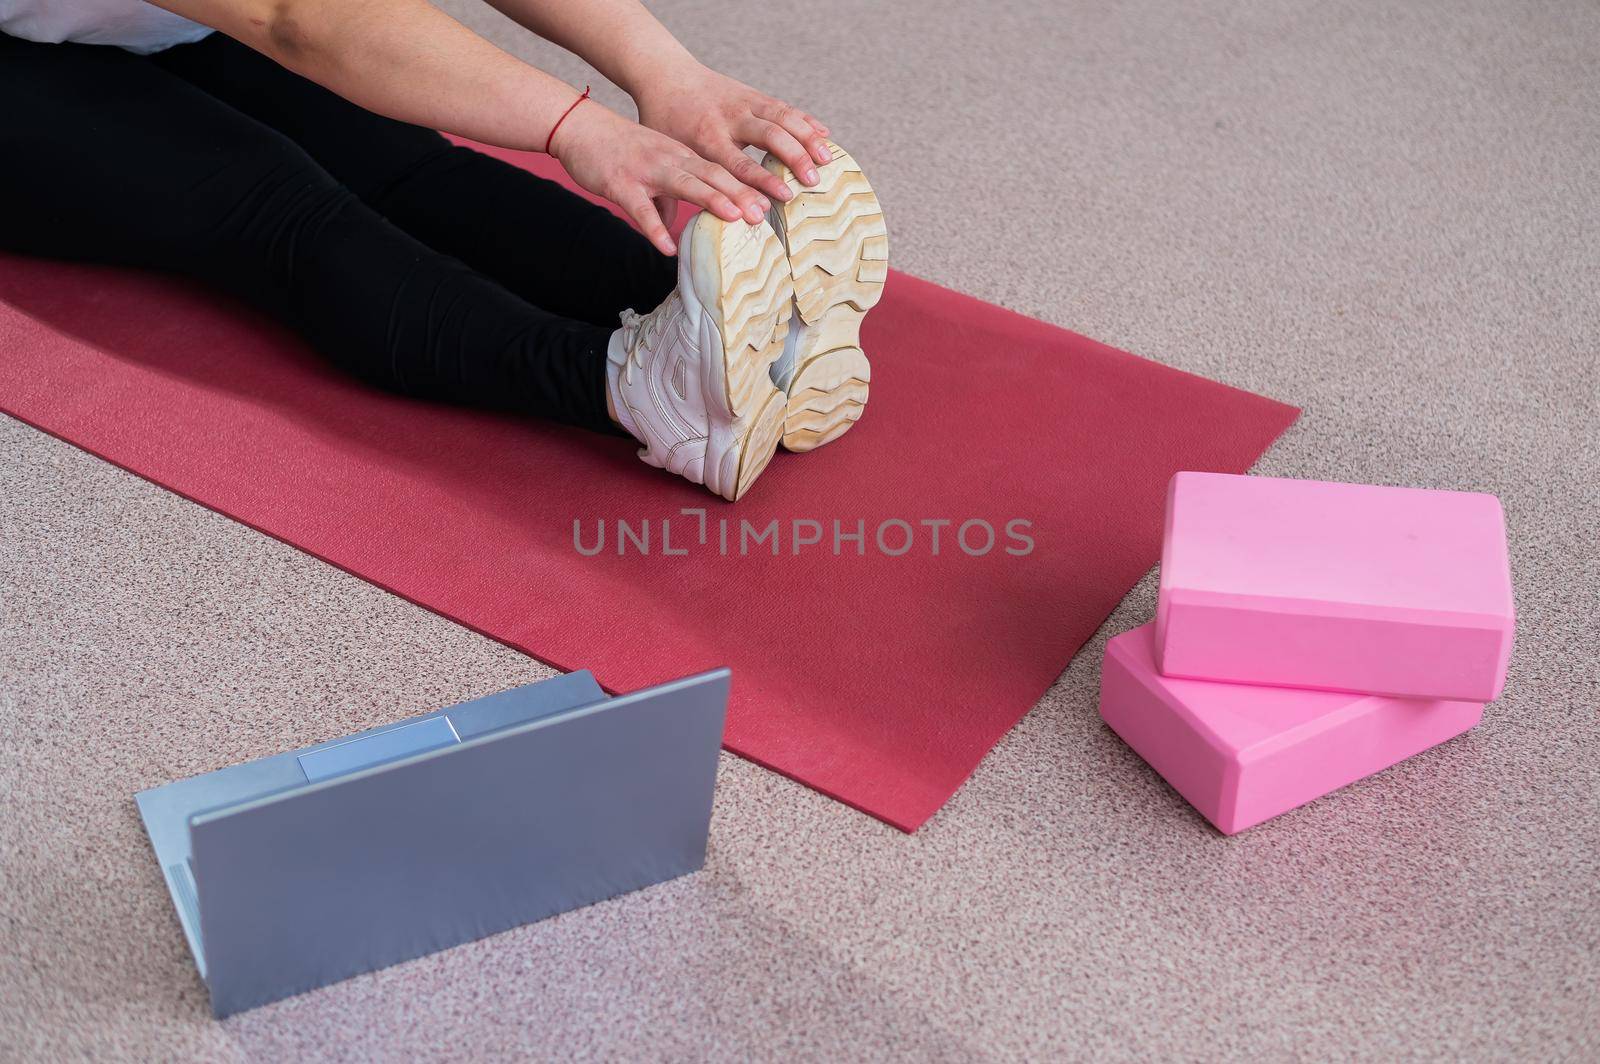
left=616, top=294, right=682, bottom=385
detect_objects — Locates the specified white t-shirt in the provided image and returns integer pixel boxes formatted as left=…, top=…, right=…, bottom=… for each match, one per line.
left=0, top=0, right=213, bottom=54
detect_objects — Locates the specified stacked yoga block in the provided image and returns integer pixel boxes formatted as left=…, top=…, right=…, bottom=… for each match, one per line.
left=1100, top=473, right=1514, bottom=834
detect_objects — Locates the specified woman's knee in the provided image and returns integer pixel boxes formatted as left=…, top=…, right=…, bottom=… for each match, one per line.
left=165, top=131, right=360, bottom=264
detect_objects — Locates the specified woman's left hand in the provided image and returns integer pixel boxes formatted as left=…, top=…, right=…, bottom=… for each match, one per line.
left=634, top=62, right=835, bottom=205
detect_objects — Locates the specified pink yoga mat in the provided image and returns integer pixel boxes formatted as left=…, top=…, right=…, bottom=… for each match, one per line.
left=0, top=145, right=1297, bottom=830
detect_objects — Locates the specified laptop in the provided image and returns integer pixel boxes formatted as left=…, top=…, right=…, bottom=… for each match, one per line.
left=136, top=668, right=729, bottom=1017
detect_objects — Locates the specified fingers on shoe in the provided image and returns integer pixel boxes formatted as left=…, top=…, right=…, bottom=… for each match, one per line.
left=758, top=102, right=832, bottom=179
left=665, top=168, right=743, bottom=225
left=689, top=156, right=770, bottom=224
left=720, top=148, right=793, bottom=205
left=745, top=118, right=818, bottom=187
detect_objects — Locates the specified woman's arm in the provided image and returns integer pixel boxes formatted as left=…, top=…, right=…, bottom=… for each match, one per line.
left=482, top=0, right=837, bottom=204
left=158, top=0, right=590, bottom=153
left=145, top=0, right=761, bottom=253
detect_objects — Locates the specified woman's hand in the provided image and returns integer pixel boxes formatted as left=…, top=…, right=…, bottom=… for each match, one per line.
left=468, top=1, right=831, bottom=200
left=550, top=99, right=771, bottom=255
left=634, top=62, right=834, bottom=206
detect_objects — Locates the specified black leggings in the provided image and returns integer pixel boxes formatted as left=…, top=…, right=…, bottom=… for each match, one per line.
left=0, top=32, right=677, bottom=434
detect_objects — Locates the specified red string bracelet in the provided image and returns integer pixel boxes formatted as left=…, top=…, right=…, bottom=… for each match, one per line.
left=544, top=86, right=591, bottom=157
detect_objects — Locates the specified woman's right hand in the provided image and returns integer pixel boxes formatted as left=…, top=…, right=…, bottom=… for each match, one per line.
left=549, top=99, right=770, bottom=256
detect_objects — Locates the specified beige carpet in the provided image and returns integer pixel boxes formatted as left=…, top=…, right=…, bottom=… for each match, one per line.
left=3, top=0, right=1597, bottom=1058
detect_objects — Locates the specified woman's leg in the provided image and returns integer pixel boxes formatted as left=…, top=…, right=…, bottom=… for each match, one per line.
left=0, top=33, right=620, bottom=433
left=150, top=33, right=677, bottom=329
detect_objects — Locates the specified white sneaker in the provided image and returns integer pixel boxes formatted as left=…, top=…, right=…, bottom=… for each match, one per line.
left=762, top=141, right=888, bottom=452
left=607, top=211, right=793, bottom=502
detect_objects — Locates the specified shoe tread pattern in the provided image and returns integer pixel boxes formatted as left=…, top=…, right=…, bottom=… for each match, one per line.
left=707, top=216, right=792, bottom=500
left=764, top=142, right=887, bottom=452
left=716, top=221, right=793, bottom=422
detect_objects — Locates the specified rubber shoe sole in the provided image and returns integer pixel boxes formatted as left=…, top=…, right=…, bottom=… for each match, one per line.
left=685, top=212, right=793, bottom=501
left=762, top=141, right=888, bottom=452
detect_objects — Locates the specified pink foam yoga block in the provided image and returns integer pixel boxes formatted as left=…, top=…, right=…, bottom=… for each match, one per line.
left=1100, top=624, right=1482, bottom=834
left=1156, top=472, right=1514, bottom=701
